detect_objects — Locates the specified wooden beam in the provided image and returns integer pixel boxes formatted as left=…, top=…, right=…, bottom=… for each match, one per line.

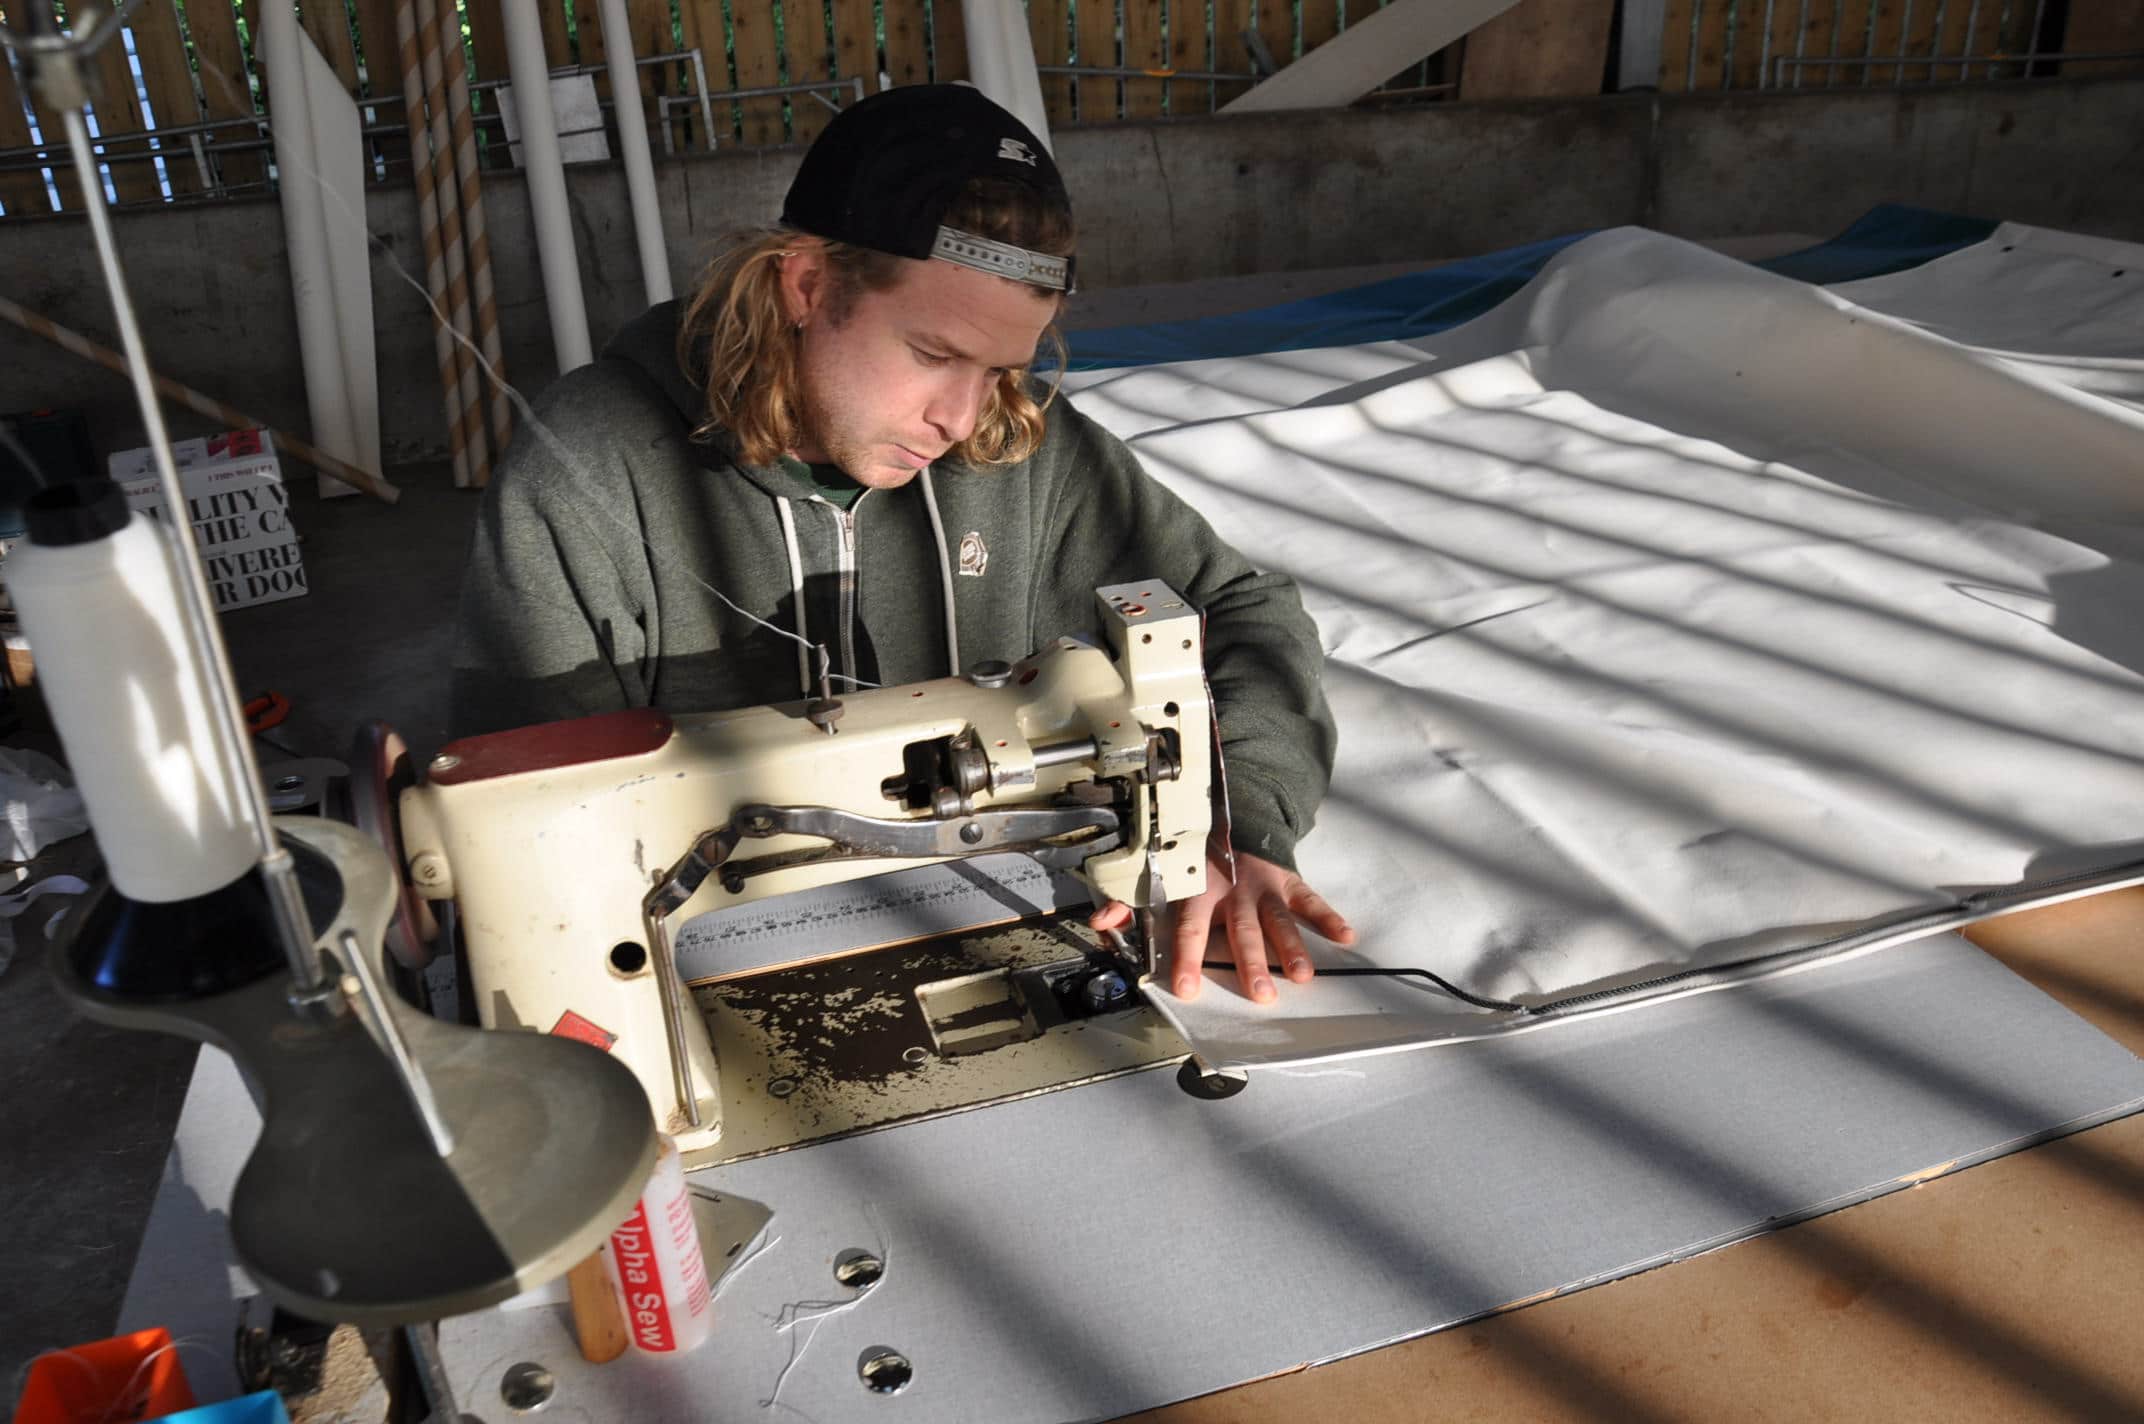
left=1460, top=0, right=1615, bottom=99
left=89, top=15, right=158, bottom=202
left=885, top=0, right=931, bottom=88
left=464, top=0, right=511, bottom=80
left=0, top=61, right=50, bottom=214
left=1689, top=0, right=1730, bottom=89
left=1212, top=0, right=1255, bottom=100
left=2059, top=4, right=2144, bottom=77
left=730, top=0, right=784, bottom=145
left=1030, top=0, right=1073, bottom=127
left=1221, top=0, right=1521, bottom=111
left=1122, top=0, right=1165, bottom=117
left=932, top=0, right=970, bottom=81
left=1866, top=0, right=1906, bottom=86
left=300, top=0, right=362, bottom=91
left=1167, top=0, right=1212, bottom=114
left=783, top=0, right=835, bottom=144
left=184, top=0, right=263, bottom=190
left=1076, top=0, right=1119, bottom=123
left=129, top=1, right=209, bottom=195
left=679, top=0, right=736, bottom=146
left=1657, top=0, right=1697, bottom=90
left=830, top=0, right=878, bottom=105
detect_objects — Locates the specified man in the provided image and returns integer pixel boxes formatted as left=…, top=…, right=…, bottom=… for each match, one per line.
left=453, top=85, right=1351, bottom=1002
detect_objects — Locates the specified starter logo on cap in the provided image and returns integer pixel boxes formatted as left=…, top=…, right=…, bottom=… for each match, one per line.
left=996, top=137, right=1037, bottom=166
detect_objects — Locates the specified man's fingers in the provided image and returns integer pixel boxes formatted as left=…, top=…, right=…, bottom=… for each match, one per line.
left=1288, top=881, right=1356, bottom=946
left=1087, top=900, right=1133, bottom=933
left=1226, top=894, right=1274, bottom=1003
left=1262, top=892, right=1312, bottom=982
left=1170, top=893, right=1217, bottom=999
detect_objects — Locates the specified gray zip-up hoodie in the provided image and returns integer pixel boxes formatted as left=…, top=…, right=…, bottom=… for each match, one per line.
left=451, top=301, right=1335, bottom=869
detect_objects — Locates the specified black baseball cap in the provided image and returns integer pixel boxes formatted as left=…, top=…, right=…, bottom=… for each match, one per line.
left=781, top=85, right=1076, bottom=293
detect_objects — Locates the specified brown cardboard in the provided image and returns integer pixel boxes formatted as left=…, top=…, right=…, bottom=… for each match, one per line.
left=1134, top=889, right=2144, bottom=1422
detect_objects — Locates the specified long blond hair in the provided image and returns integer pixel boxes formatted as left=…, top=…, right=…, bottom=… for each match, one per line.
left=679, top=178, right=1075, bottom=469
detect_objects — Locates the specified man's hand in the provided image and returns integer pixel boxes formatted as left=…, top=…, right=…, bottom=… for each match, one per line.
left=1090, top=847, right=1354, bottom=1005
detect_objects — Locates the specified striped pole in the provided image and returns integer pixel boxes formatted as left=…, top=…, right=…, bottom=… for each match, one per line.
left=395, top=0, right=471, bottom=489
left=436, top=1, right=513, bottom=467
left=414, top=0, right=490, bottom=488
left=0, top=295, right=401, bottom=505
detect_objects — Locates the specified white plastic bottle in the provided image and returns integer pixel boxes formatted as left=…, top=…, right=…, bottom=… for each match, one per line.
left=602, top=1134, right=714, bottom=1353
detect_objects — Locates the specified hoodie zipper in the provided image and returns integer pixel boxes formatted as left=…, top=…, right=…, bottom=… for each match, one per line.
left=831, top=493, right=867, bottom=685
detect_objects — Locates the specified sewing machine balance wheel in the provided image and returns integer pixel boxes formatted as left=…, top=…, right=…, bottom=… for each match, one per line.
left=353, top=720, right=439, bottom=972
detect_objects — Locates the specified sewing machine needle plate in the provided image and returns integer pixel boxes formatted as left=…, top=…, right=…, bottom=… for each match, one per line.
left=689, top=914, right=1187, bottom=1165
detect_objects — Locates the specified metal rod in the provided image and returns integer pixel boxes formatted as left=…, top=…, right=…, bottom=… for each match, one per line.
left=1032, top=737, right=1101, bottom=769
left=403, top=1323, right=459, bottom=1422
left=1036, top=63, right=1260, bottom=81
left=436, top=0, right=512, bottom=461
left=338, top=929, right=455, bottom=1157
left=59, top=102, right=325, bottom=996
left=598, top=0, right=672, bottom=305
left=1773, top=47, right=2144, bottom=79
left=1960, top=0, right=1984, bottom=80
left=690, top=49, right=714, bottom=153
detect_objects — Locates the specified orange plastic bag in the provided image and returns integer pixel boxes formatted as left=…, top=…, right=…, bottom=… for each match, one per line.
left=11, top=1326, right=196, bottom=1424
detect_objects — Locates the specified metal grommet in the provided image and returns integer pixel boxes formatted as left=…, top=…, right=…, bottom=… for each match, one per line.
left=500, top=1361, right=555, bottom=1413
left=858, top=1347, right=912, bottom=1394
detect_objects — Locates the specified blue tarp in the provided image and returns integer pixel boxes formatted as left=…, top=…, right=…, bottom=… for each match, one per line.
left=1064, top=205, right=2000, bottom=372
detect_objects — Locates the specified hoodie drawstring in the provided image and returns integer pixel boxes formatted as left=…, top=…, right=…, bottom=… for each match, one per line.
left=775, top=496, right=812, bottom=697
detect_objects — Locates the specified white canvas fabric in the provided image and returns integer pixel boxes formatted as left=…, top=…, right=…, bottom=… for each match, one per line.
left=1064, top=226, right=2144, bottom=1066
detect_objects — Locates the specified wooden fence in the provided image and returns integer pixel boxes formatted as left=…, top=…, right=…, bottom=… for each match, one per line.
left=0, top=0, right=2135, bottom=218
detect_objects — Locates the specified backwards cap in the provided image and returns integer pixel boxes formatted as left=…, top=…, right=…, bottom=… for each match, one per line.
left=781, top=85, right=1076, bottom=293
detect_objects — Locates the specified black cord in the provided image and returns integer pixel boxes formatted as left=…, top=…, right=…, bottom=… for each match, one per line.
left=1201, top=959, right=1536, bottom=1014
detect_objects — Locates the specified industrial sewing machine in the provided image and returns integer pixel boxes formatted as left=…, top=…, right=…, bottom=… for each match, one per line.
left=394, top=583, right=1212, bottom=1161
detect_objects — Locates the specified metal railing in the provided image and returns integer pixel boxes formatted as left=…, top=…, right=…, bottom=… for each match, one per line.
left=654, top=74, right=863, bottom=155
left=1771, top=48, right=2144, bottom=87
left=0, top=47, right=729, bottom=211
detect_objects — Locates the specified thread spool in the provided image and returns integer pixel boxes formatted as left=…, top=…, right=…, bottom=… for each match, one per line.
left=8, top=481, right=255, bottom=902
left=602, top=1134, right=714, bottom=1354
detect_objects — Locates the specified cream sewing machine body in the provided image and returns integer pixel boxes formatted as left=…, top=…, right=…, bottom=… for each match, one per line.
left=398, top=584, right=1211, bottom=1158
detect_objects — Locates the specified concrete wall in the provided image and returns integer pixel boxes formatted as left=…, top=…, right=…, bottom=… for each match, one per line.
left=4, top=76, right=2140, bottom=468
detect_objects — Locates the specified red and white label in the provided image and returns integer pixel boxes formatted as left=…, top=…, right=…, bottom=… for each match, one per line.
left=549, top=1010, right=617, bottom=1052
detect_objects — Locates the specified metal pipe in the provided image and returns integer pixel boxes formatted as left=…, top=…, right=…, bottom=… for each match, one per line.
left=436, top=4, right=512, bottom=463
left=1033, top=737, right=1100, bottom=769
left=499, top=0, right=593, bottom=371
left=416, top=0, right=489, bottom=486
left=689, top=49, right=714, bottom=154
left=59, top=101, right=325, bottom=998
left=338, top=929, right=455, bottom=1157
left=1960, top=0, right=1985, bottom=81
left=186, top=129, right=212, bottom=191
left=1772, top=47, right=2144, bottom=83
left=1035, top=64, right=1261, bottom=81
left=396, top=0, right=471, bottom=489
left=597, top=0, right=672, bottom=305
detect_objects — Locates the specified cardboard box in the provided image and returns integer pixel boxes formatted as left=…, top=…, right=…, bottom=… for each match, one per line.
left=108, top=430, right=309, bottom=612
